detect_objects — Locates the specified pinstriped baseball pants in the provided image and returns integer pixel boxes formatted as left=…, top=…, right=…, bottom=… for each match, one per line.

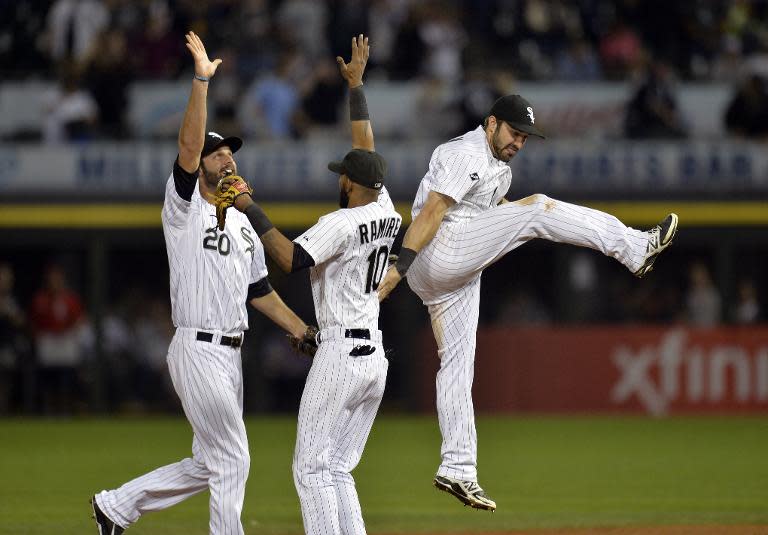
left=293, top=328, right=388, bottom=535
left=407, top=195, right=649, bottom=481
left=95, top=327, right=249, bottom=535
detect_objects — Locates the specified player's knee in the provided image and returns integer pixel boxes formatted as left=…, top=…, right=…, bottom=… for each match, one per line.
left=330, top=469, right=354, bottom=486
left=293, top=451, right=332, bottom=488
left=227, top=450, right=250, bottom=478
left=531, top=193, right=551, bottom=207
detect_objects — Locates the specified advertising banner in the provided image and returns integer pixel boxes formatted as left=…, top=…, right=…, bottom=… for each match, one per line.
left=1, top=141, right=767, bottom=200
left=418, top=326, right=768, bottom=415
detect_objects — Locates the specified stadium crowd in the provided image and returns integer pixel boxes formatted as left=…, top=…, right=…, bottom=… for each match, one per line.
left=2, top=0, right=768, bottom=141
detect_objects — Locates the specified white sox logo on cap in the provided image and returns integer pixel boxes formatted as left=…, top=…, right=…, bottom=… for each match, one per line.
left=209, top=132, right=224, bottom=139
left=526, top=107, right=535, bottom=124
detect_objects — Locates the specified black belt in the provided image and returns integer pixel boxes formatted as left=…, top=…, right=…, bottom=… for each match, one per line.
left=196, top=331, right=242, bottom=348
left=344, top=329, right=370, bottom=339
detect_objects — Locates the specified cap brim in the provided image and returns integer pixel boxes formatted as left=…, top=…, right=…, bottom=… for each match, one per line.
left=507, top=122, right=546, bottom=139
left=203, top=136, right=243, bottom=157
left=217, top=136, right=243, bottom=153
left=328, top=161, right=345, bottom=174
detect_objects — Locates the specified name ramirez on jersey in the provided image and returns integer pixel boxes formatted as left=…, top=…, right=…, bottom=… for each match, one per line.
left=296, top=192, right=401, bottom=331
left=358, top=216, right=400, bottom=245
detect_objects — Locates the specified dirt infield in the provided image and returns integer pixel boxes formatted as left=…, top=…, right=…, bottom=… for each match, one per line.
left=389, top=527, right=768, bottom=535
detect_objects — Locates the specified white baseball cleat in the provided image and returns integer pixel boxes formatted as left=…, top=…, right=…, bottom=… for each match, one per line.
left=634, top=213, right=679, bottom=278
left=433, top=475, right=497, bottom=511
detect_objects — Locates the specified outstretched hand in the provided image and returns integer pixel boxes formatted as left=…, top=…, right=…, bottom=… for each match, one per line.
left=377, top=265, right=402, bottom=301
left=336, top=34, right=369, bottom=88
left=185, top=31, right=222, bottom=79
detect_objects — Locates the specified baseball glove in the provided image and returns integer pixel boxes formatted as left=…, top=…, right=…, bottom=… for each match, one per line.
left=288, top=325, right=319, bottom=358
left=211, top=176, right=253, bottom=230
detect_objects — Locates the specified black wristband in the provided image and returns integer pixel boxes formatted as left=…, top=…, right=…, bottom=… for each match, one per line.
left=349, top=86, right=369, bottom=121
left=244, top=203, right=275, bottom=236
left=395, top=247, right=417, bottom=277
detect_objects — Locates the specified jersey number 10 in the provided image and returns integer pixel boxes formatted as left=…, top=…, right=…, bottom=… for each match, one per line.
left=364, top=245, right=390, bottom=293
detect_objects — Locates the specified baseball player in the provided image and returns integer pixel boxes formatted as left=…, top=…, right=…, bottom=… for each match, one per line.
left=378, top=94, right=679, bottom=511
left=214, top=35, right=400, bottom=535
left=90, top=32, right=314, bottom=535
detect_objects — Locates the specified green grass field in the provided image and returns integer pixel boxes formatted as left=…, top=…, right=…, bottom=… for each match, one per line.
left=1, top=415, right=767, bottom=534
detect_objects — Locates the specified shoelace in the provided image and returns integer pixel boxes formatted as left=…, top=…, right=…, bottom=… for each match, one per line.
left=647, top=226, right=661, bottom=250
left=464, top=481, right=484, bottom=494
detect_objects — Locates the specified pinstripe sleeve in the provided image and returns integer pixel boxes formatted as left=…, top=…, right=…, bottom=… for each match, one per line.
left=429, top=150, right=479, bottom=203
left=294, top=212, right=352, bottom=266
left=161, top=174, right=191, bottom=229
left=249, top=239, right=269, bottom=284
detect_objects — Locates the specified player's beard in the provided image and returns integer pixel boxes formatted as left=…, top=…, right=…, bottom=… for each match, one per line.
left=339, top=188, right=350, bottom=208
left=200, top=162, right=234, bottom=188
left=492, top=127, right=515, bottom=163
left=200, top=162, right=221, bottom=188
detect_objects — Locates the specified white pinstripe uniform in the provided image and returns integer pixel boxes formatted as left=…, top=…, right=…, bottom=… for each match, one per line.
left=293, top=187, right=401, bottom=535
left=406, top=126, right=650, bottom=482
left=94, top=163, right=268, bottom=535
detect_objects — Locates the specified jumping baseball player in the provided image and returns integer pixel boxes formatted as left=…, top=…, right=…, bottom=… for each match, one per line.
left=377, top=94, right=679, bottom=511
left=213, top=35, right=400, bottom=535
left=90, top=32, right=314, bottom=535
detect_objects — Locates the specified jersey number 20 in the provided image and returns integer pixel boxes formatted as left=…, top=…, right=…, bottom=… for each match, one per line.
left=364, top=245, right=390, bottom=293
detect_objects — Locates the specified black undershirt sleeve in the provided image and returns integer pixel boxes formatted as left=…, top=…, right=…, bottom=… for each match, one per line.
left=247, top=276, right=274, bottom=300
left=172, top=156, right=199, bottom=201
left=291, top=243, right=316, bottom=273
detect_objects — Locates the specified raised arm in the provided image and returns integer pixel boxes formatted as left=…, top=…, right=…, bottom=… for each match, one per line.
left=337, top=34, right=373, bottom=151
left=177, top=32, right=222, bottom=173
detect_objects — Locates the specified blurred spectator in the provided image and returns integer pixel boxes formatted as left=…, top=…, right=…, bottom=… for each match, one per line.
left=42, top=64, right=98, bottom=143
left=388, top=4, right=427, bottom=80
left=99, top=302, right=134, bottom=411
left=276, top=0, right=329, bottom=60
left=129, top=2, right=183, bottom=79
left=46, top=0, right=108, bottom=64
left=0, top=0, right=51, bottom=76
left=732, top=278, right=761, bottom=324
left=132, top=297, right=174, bottom=411
left=599, top=19, right=643, bottom=79
left=685, top=262, right=722, bottom=327
left=209, top=47, right=244, bottom=137
left=0, top=263, right=27, bottom=413
left=724, top=73, right=768, bottom=139
left=555, top=39, right=602, bottom=81
left=419, top=3, right=467, bottom=83
left=327, top=0, right=370, bottom=61
left=367, top=0, right=410, bottom=73
left=238, top=50, right=303, bottom=139
left=295, top=60, right=345, bottom=138
left=625, top=62, right=687, bottom=139
left=455, top=69, right=510, bottom=134
left=83, top=29, right=132, bottom=138
left=28, top=264, right=87, bottom=414
left=711, top=35, right=745, bottom=82
left=234, top=0, right=277, bottom=79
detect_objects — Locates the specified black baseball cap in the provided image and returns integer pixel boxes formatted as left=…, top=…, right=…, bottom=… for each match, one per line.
left=328, top=149, right=386, bottom=190
left=488, top=95, right=546, bottom=139
left=201, top=131, right=243, bottom=157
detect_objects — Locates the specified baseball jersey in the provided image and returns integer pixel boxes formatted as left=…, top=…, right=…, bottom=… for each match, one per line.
left=295, top=187, right=401, bottom=330
left=161, top=160, right=269, bottom=333
left=412, top=126, right=511, bottom=224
